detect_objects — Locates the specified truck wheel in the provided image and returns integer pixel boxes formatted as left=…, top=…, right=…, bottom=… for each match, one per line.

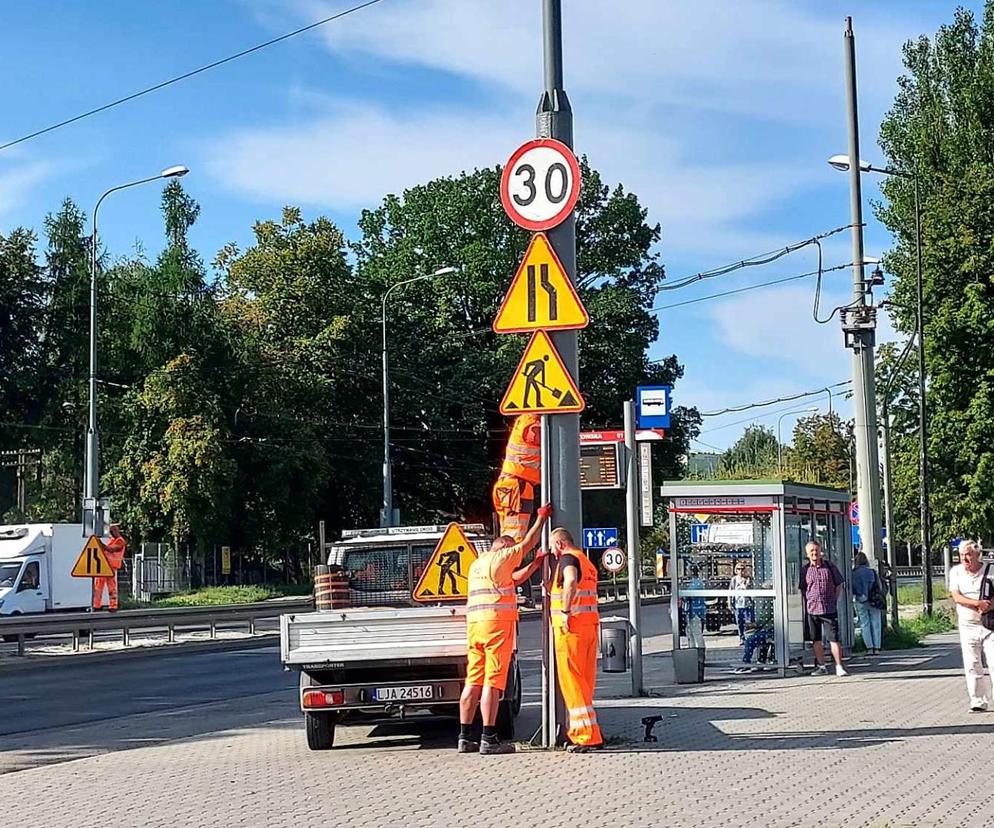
left=305, top=711, right=337, bottom=750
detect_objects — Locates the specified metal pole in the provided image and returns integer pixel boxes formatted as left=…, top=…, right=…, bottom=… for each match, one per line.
left=624, top=401, right=643, bottom=696
left=914, top=176, right=933, bottom=615
left=85, top=204, right=100, bottom=507
left=381, top=294, right=393, bottom=528
left=880, top=407, right=899, bottom=628
left=537, top=0, right=582, bottom=546
left=539, top=414, right=558, bottom=748
left=843, top=16, right=884, bottom=568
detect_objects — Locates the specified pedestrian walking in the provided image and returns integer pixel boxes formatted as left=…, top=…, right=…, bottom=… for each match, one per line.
left=458, top=502, right=551, bottom=755
left=729, top=563, right=753, bottom=644
left=549, top=528, right=603, bottom=752
left=799, top=541, right=848, bottom=676
left=852, top=552, right=884, bottom=654
left=947, top=540, right=994, bottom=712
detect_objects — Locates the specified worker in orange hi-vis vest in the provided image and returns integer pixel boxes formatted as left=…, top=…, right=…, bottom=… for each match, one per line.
left=492, top=414, right=541, bottom=543
left=93, top=523, right=127, bottom=612
left=458, top=502, right=552, bottom=756
left=549, top=527, right=604, bottom=752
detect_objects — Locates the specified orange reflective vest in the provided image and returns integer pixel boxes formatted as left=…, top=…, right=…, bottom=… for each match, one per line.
left=104, top=536, right=126, bottom=571
left=466, top=555, right=519, bottom=624
left=500, top=414, right=541, bottom=484
left=551, top=549, right=600, bottom=629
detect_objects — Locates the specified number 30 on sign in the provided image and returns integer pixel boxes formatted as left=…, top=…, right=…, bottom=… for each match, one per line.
left=500, top=138, right=581, bottom=231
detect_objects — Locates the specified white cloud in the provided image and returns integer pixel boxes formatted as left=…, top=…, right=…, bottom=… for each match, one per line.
left=0, top=159, right=52, bottom=225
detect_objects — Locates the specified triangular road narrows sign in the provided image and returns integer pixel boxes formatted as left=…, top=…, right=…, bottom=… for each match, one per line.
left=71, top=535, right=114, bottom=578
left=412, top=523, right=480, bottom=603
left=500, top=330, right=585, bottom=415
left=493, top=233, right=589, bottom=334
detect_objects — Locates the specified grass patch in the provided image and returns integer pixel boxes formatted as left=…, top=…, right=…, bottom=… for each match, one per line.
left=897, top=580, right=948, bottom=606
left=854, top=608, right=957, bottom=652
left=154, top=585, right=279, bottom=607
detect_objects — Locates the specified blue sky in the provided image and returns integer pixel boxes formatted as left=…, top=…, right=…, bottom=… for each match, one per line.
left=1, top=1, right=980, bottom=449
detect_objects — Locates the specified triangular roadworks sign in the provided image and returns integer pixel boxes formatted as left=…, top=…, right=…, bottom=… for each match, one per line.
left=71, top=535, right=114, bottom=578
left=412, top=523, right=479, bottom=603
left=499, top=330, right=585, bottom=415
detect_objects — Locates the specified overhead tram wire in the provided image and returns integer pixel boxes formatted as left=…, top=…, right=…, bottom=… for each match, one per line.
left=655, top=224, right=853, bottom=292
left=0, top=0, right=387, bottom=153
left=699, top=380, right=852, bottom=418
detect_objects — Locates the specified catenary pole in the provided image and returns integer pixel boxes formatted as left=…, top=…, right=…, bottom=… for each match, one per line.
left=842, top=16, right=884, bottom=568
left=913, top=177, right=933, bottom=615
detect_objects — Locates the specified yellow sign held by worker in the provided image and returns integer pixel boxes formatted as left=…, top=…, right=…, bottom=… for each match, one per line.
left=72, top=535, right=114, bottom=578
left=493, top=233, right=589, bottom=334
left=413, top=523, right=479, bottom=603
left=500, top=330, right=585, bottom=415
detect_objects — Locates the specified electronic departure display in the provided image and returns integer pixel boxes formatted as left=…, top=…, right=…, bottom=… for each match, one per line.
left=579, top=443, right=623, bottom=490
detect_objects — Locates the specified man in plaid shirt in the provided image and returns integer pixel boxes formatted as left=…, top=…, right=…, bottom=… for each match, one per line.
left=798, top=540, right=848, bottom=677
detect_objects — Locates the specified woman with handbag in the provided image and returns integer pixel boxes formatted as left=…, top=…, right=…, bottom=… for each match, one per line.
left=852, top=552, right=884, bottom=654
left=948, top=540, right=994, bottom=712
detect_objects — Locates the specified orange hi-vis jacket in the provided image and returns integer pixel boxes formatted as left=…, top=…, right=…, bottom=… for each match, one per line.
left=551, top=548, right=600, bottom=629
left=500, top=414, right=541, bottom=485
left=104, top=536, right=126, bottom=571
left=465, top=549, right=520, bottom=624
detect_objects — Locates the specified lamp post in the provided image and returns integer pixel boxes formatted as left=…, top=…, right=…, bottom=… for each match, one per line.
left=380, top=266, right=457, bottom=528
left=828, top=153, right=932, bottom=614
left=84, top=166, right=189, bottom=530
left=777, top=407, right=819, bottom=474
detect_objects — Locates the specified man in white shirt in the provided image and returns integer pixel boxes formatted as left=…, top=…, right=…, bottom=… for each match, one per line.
left=948, top=540, right=994, bottom=712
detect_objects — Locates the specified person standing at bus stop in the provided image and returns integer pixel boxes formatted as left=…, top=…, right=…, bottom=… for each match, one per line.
left=549, top=528, right=604, bottom=752
left=458, top=502, right=552, bottom=756
left=799, top=540, right=848, bottom=676
left=93, top=523, right=127, bottom=612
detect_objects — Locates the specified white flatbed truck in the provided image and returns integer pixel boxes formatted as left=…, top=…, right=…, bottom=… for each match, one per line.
left=280, top=524, right=522, bottom=750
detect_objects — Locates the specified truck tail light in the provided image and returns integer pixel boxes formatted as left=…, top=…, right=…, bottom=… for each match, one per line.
left=302, top=689, right=345, bottom=708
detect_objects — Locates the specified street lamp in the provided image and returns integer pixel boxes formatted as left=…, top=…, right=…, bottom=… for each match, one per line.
left=776, top=407, right=819, bottom=474
left=84, top=165, right=189, bottom=530
left=380, top=265, right=458, bottom=527
left=828, top=153, right=932, bottom=614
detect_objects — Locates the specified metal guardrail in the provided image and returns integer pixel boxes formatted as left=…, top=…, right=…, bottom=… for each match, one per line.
left=893, top=566, right=946, bottom=579
left=0, top=598, right=313, bottom=656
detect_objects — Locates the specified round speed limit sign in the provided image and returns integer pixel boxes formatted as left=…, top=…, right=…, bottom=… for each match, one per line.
left=500, top=138, right=581, bottom=231
left=601, top=547, right=626, bottom=574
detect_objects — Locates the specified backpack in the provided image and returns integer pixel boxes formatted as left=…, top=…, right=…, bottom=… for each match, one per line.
left=868, top=571, right=887, bottom=610
left=981, top=562, right=994, bottom=632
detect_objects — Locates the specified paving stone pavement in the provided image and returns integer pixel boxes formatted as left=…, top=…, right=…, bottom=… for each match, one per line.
left=2, top=633, right=990, bottom=828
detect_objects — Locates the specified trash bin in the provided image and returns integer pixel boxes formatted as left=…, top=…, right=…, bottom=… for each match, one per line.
left=673, top=647, right=705, bottom=684
left=599, top=616, right=629, bottom=673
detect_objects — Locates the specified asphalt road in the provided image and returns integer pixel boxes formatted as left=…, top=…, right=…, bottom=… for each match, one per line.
left=0, top=602, right=672, bottom=774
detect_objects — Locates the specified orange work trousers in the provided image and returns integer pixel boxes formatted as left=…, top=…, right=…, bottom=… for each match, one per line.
left=492, top=475, right=535, bottom=543
left=93, top=574, right=118, bottom=610
left=553, top=623, right=603, bottom=747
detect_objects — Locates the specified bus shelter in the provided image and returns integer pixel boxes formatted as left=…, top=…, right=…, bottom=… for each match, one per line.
left=660, top=480, right=854, bottom=678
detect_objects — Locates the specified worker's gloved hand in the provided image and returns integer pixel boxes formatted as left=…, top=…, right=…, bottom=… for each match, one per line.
left=536, top=503, right=553, bottom=519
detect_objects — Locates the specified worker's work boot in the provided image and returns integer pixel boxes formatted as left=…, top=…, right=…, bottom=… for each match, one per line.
left=457, top=737, right=479, bottom=753
left=479, top=736, right=515, bottom=755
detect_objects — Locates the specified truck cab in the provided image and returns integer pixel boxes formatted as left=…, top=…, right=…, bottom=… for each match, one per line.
left=281, top=524, right=523, bottom=750
left=0, top=524, right=94, bottom=616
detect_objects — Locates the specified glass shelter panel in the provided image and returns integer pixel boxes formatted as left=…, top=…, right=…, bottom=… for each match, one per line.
left=671, top=511, right=778, bottom=673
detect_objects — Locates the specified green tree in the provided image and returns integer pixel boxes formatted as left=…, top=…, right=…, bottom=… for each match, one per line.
left=718, top=425, right=778, bottom=478
left=784, top=413, right=852, bottom=489
left=876, top=2, right=994, bottom=541
left=352, top=162, right=699, bottom=522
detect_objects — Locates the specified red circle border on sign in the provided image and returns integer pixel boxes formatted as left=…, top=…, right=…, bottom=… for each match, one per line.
left=500, top=138, right=582, bottom=231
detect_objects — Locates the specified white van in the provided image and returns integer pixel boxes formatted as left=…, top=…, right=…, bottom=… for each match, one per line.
left=0, top=524, right=95, bottom=616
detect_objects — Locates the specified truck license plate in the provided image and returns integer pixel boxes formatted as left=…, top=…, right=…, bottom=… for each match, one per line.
left=373, top=685, right=433, bottom=702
